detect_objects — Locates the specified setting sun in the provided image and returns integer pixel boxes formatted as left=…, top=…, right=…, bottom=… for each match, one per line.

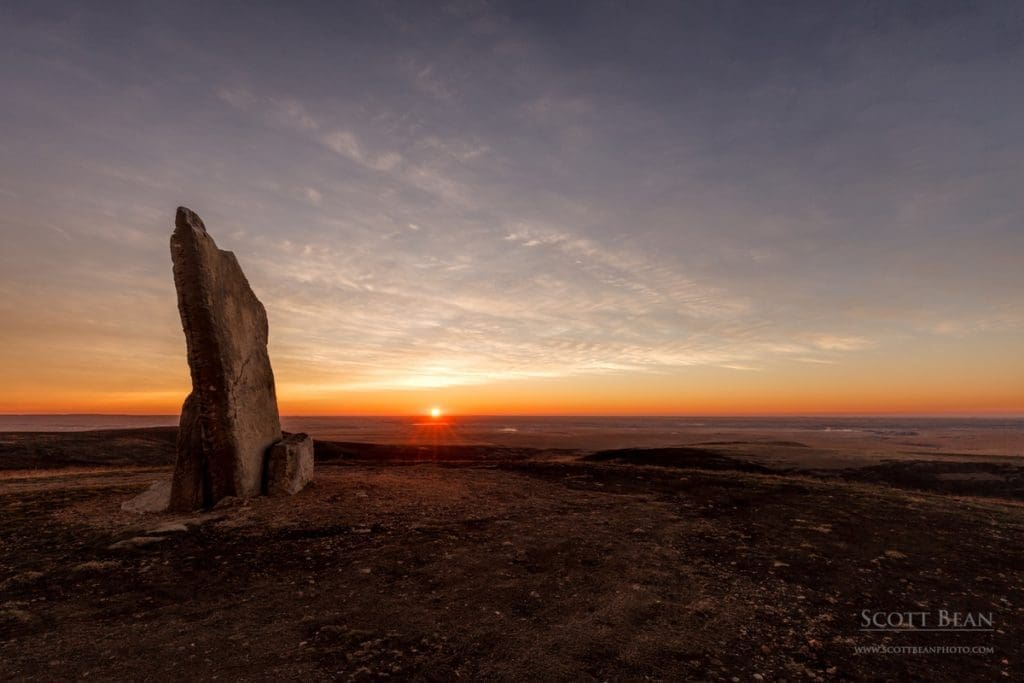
left=430, top=407, right=442, bottom=419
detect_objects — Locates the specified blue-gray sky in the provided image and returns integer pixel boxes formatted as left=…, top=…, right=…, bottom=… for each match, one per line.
left=1, top=1, right=1022, bottom=414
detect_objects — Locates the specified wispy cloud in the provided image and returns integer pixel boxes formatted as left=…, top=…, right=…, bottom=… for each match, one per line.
left=402, top=58, right=455, bottom=100
left=302, top=187, right=322, bottom=206
left=808, top=335, right=873, bottom=352
left=321, top=130, right=403, bottom=172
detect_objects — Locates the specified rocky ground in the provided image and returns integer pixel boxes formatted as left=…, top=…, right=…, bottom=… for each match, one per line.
left=1, top=431, right=1022, bottom=680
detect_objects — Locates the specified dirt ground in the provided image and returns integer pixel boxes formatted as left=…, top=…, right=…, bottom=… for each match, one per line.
left=1, top=430, right=1022, bottom=681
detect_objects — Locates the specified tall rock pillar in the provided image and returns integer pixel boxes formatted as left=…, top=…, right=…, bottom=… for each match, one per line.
left=168, top=206, right=283, bottom=511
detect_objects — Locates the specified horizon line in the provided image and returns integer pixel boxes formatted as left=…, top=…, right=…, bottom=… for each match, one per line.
left=2, top=412, right=1022, bottom=419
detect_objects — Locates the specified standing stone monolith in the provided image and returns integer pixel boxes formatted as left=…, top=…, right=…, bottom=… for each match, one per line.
left=168, top=206, right=283, bottom=511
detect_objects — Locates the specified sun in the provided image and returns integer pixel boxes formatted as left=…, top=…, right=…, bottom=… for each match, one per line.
left=430, top=406, right=442, bottom=419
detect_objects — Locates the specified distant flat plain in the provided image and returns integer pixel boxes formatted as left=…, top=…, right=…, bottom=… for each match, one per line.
left=3, top=414, right=1021, bottom=467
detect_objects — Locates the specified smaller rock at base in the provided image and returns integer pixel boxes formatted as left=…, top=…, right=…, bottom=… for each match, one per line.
left=266, top=433, right=314, bottom=496
left=121, top=479, right=171, bottom=514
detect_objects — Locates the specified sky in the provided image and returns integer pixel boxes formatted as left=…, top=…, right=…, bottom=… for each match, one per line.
left=1, top=1, right=1022, bottom=416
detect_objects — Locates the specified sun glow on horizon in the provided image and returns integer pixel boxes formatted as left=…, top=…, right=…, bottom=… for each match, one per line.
left=430, top=406, right=443, bottom=419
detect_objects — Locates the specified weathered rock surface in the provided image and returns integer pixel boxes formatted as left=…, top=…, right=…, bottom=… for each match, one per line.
left=266, top=433, right=315, bottom=495
left=168, top=206, right=282, bottom=511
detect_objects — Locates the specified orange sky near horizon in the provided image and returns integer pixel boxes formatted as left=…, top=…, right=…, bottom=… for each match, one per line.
left=2, top=330, right=1021, bottom=416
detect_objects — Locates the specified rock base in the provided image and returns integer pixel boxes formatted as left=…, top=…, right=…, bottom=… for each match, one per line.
left=266, top=433, right=314, bottom=496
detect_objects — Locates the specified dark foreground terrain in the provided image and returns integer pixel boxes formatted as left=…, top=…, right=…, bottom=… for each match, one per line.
left=1, top=430, right=1022, bottom=680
